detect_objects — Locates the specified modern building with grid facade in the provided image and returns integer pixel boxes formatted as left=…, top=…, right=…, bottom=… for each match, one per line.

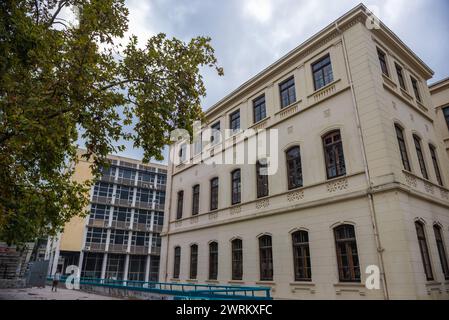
left=46, top=149, right=167, bottom=282
left=159, top=5, right=449, bottom=300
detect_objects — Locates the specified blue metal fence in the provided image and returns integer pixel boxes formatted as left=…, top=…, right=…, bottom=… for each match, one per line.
left=48, top=276, right=272, bottom=300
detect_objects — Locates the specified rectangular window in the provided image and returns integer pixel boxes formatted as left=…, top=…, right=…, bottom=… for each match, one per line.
left=395, top=125, right=411, bottom=171
left=110, top=229, right=128, bottom=245
left=86, top=227, right=107, bottom=244
left=429, top=145, right=443, bottom=186
left=411, top=77, right=422, bottom=103
left=413, top=135, right=428, bottom=180
left=192, top=185, right=200, bottom=216
left=323, top=131, right=346, bottom=179
left=292, top=231, right=312, bottom=281
left=434, top=225, right=449, bottom=280
left=173, top=247, right=181, bottom=279
left=131, top=231, right=150, bottom=247
left=135, top=188, right=153, bottom=204
left=334, top=225, right=360, bottom=282
left=93, top=182, right=114, bottom=198
left=176, top=191, right=183, bottom=220
left=210, top=178, right=219, bottom=211
left=259, top=235, right=273, bottom=281
left=232, top=239, right=243, bottom=281
left=209, top=242, right=218, bottom=280
left=443, top=107, right=449, bottom=131
left=231, top=169, right=241, bottom=205
left=286, top=147, right=303, bottom=190
left=415, top=222, right=433, bottom=281
left=256, top=161, right=269, bottom=198
left=229, top=110, right=240, bottom=133
left=377, top=48, right=389, bottom=77
left=211, top=121, right=221, bottom=145
left=279, top=77, right=296, bottom=109
left=396, top=63, right=406, bottom=90
left=115, top=185, right=133, bottom=202
left=312, top=54, right=333, bottom=90
left=190, top=245, right=198, bottom=280
left=253, top=95, right=267, bottom=123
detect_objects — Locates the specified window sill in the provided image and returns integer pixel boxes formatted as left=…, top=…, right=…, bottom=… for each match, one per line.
left=333, top=282, right=363, bottom=287
left=425, top=281, right=441, bottom=287
left=255, top=281, right=276, bottom=286
left=186, top=279, right=198, bottom=283
left=228, top=280, right=245, bottom=285
left=307, top=78, right=341, bottom=98
left=289, top=281, right=315, bottom=286
left=205, top=280, right=220, bottom=284
left=170, top=278, right=180, bottom=282
left=249, top=117, right=270, bottom=130
left=400, top=88, right=413, bottom=101
left=382, top=74, right=397, bottom=89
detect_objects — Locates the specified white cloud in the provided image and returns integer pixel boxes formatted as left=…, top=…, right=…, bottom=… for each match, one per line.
left=243, top=0, right=274, bottom=23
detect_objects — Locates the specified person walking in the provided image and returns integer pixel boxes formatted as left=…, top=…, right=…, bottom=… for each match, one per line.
left=52, top=271, right=61, bottom=292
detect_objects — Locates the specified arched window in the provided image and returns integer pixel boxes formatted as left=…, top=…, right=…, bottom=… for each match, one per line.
left=413, top=135, right=428, bottom=180
left=173, top=246, right=181, bottom=279
left=231, top=239, right=243, bottom=281
left=190, top=244, right=198, bottom=280
left=415, top=221, right=433, bottom=281
left=323, top=130, right=346, bottom=179
left=259, top=235, right=273, bottom=281
left=286, top=146, right=303, bottom=190
left=210, top=178, right=219, bottom=211
left=256, top=160, right=269, bottom=198
left=334, top=224, right=360, bottom=282
left=192, top=185, right=200, bottom=216
left=176, top=190, right=184, bottom=220
left=231, top=169, right=241, bottom=205
left=209, top=242, right=218, bottom=280
left=434, top=225, right=449, bottom=280
left=395, top=124, right=411, bottom=171
left=429, top=145, right=443, bottom=186
left=292, top=231, right=312, bottom=281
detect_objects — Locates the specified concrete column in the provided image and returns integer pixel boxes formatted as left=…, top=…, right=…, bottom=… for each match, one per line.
left=123, top=254, right=130, bottom=283
left=101, top=253, right=108, bottom=280
left=144, top=255, right=151, bottom=283
left=50, top=235, right=61, bottom=275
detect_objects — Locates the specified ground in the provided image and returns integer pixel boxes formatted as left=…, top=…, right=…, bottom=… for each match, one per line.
left=0, top=286, right=120, bottom=300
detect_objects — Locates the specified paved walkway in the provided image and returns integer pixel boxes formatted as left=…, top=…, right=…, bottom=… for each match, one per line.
left=0, top=286, right=120, bottom=300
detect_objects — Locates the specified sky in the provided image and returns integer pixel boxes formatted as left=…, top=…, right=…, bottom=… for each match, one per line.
left=81, top=0, right=449, bottom=161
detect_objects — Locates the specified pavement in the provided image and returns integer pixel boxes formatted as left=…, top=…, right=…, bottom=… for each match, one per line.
left=0, top=285, right=120, bottom=300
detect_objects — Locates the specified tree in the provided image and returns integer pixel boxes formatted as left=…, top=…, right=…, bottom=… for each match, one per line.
left=0, top=0, right=223, bottom=244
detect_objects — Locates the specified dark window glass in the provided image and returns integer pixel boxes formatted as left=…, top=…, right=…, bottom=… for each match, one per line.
left=190, top=244, right=198, bottom=280
left=231, top=169, right=241, bottom=205
left=210, top=178, right=219, bottom=211
left=256, top=161, right=269, bottom=198
left=434, top=225, right=449, bottom=280
left=286, top=146, right=303, bottom=190
left=173, top=247, right=181, bottom=279
left=253, top=95, right=267, bottom=123
left=377, top=48, right=389, bottom=77
left=279, top=77, right=296, bottom=109
left=231, top=239, right=243, bottom=281
left=323, top=131, right=346, bottom=179
left=259, top=235, right=273, bottom=281
left=429, top=145, right=443, bottom=186
left=415, top=222, right=433, bottom=281
left=443, top=107, right=449, bottom=131
left=334, top=225, right=360, bottom=282
left=396, top=64, right=406, bottom=90
left=292, top=231, right=312, bottom=281
left=93, top=182, right=114, bottom=198
left=176, top=191, right=184, bottom=220
left=209, top=242, right=218, bottom=280
left=230, top=110, right=240, bottom=133
left=211, top=121, right=221, bottom=144
left=395, top=125, right=411, bottom=171
left=312, top=54, right=333, bottom=90
left=192, top=185, right=200, bottom=216
left=411, top=77, right=422, bottom=102
left=413, top=135, right=428, bottom=180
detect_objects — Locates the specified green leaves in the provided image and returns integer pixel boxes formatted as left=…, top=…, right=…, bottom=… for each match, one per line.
left=0, top=0, right=222, bottom=244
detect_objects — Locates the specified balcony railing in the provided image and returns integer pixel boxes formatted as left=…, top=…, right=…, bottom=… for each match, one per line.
left=116, top=177, right=136, bottom=187
left=115, top=198, right=133, bottom=207
left=108, top=244, right=128, bottom=253
left=85, top=242, right=106, bottom=252
left=133, top=223, right=152, bottom=232
left=99, top=175, right=116, bottom=183
left=88, top=219, right=109, bottom=228
left=152, top=224, right=163, bottom=233
left=134, top=201, right=152, bottom=210
left=110, top=221, right=131, bottom=230
left=129, top=246, right=149, bottom=255
left=151, top=247, right=161, bottom=255
left=91, top=196, right=113, bottom=205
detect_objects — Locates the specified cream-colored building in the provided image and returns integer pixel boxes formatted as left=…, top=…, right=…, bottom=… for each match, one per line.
left=159, top=5, right=449, bottom=300
left=430, top=78, right=449, bottom=160
left=46, top=149, right=168, bottom=283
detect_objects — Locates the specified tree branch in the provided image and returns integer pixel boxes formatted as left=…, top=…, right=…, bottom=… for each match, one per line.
left=46, top=0, right=69, bottom=28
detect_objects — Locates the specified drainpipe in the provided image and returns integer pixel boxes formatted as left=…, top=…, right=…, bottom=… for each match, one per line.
left=335, top=21, right=389, bottom=300
left=163, top=150, right=175, bottom=283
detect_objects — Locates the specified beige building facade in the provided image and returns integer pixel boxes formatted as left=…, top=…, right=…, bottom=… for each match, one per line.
left=159, top=5, right=449, bottom=300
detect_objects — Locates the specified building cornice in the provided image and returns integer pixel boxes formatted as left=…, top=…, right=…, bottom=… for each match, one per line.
left=429, top=77, right=449, bottom=94
left=203, top=4, right=434, bottom=119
